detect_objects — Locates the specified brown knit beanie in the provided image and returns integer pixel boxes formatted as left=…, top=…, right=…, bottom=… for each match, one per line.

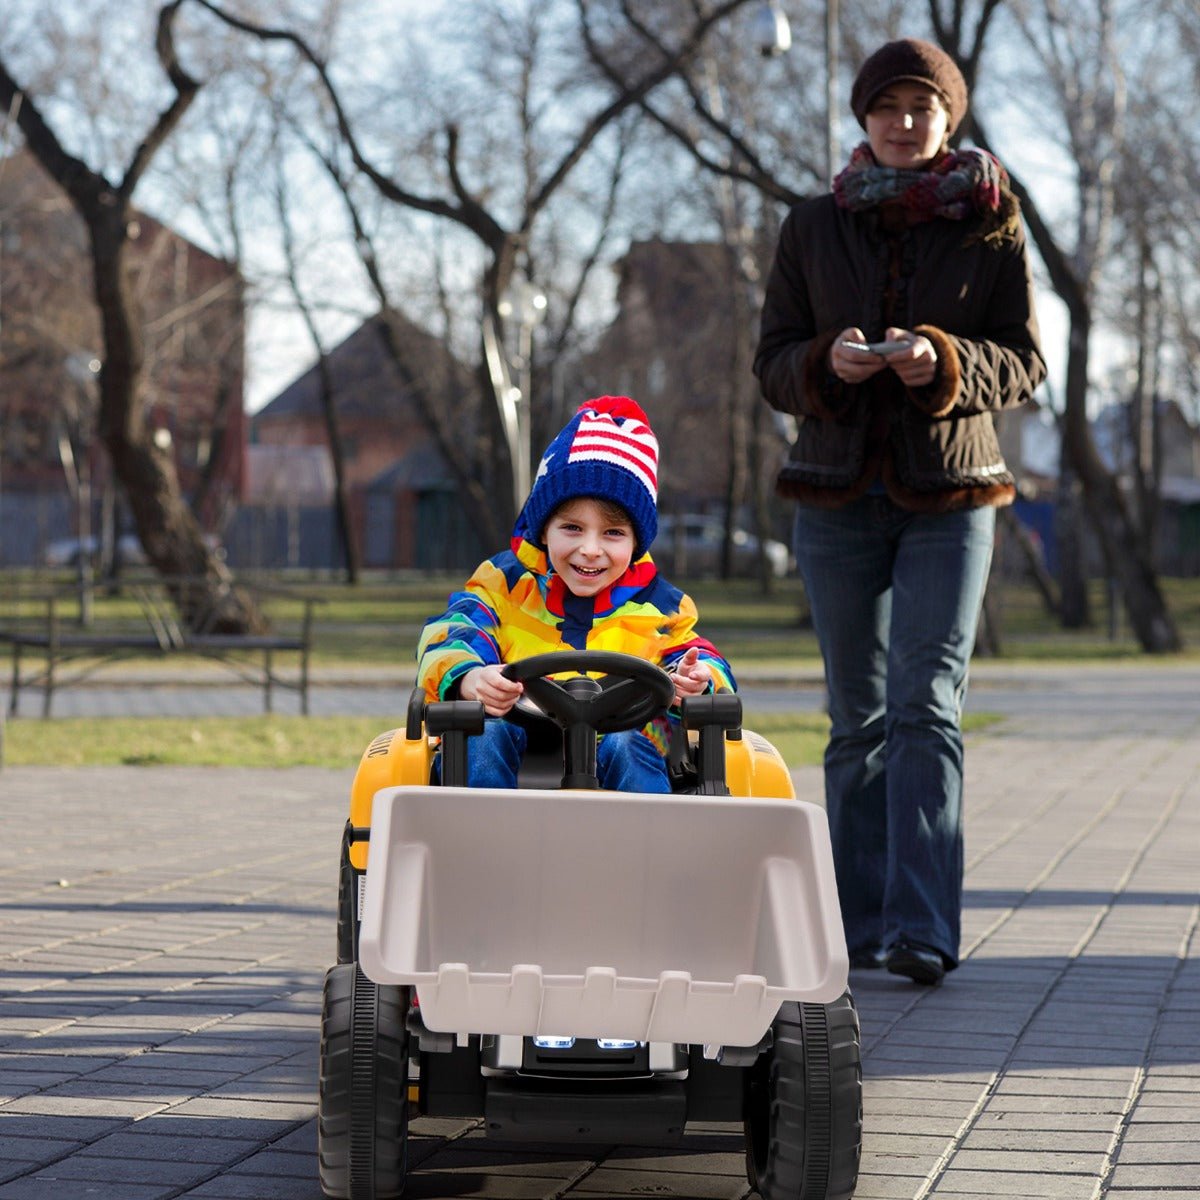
left=850, top=38, right=968, bottom=136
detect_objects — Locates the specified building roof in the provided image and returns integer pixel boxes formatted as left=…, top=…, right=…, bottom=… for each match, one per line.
left=254, top=313, right=467, bottom=426
left=366, top=441, right=454, bottom=492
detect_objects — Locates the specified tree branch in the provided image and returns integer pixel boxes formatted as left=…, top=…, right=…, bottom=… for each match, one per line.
left=186, top=0, right=496, bottom=236
left=0, top=58, right=103, bottom=212
left=968, top=112, right=1088, bottom=319
left=120, top=2, right=202, bottom=202
left=537, top=0, right=757, bottom=220
left=578, top=0, right=806, bottom=206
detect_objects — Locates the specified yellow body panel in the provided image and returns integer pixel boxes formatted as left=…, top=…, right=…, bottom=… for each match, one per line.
left=348, top=724, right=795, bottom=870
left=348, top=728, right=435, bottom=870
left=721, top=729, right=796, bottom=800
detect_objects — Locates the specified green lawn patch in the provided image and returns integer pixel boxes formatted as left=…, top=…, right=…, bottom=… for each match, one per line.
left=3, top=714, right=392, bottom=769
left=3, top=709, right=1004, bottom=769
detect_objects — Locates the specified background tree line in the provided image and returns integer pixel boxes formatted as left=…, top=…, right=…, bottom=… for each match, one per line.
left=0, top=0, right=1197, bottom=648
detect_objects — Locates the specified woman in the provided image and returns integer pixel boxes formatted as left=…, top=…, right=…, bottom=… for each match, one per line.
left=754, top=38, right=1045, bottom=985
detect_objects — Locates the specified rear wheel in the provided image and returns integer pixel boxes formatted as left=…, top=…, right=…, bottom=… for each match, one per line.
left=744, top=992, right=861, bottom=1200
left=336, top=824, right=358, bottom=964
left=318, top=963, right=409, bottom=1199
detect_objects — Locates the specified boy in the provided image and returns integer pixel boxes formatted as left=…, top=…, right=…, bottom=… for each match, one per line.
left=417, top=395, right=736, bottom=791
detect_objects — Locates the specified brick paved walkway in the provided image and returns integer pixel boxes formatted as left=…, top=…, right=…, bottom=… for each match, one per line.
left=1, top=670, right=1198, bottom=1198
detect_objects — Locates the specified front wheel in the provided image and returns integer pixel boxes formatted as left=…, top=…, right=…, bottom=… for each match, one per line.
left=744, top=992, right=862, bottom=1200
left=318, top=963, right=409, bottom=1199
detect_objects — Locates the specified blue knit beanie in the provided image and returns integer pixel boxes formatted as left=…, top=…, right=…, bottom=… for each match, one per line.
left=515, top=396, right=659, bottom=559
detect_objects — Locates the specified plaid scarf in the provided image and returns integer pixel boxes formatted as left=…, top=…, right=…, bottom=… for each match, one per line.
left=833, top=144, right=1020, bottom=244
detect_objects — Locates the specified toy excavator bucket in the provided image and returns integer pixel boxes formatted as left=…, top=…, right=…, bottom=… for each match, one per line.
left=357, top=785, right=849, bottom=1049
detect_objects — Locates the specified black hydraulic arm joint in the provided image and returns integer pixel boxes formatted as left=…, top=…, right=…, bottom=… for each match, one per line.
left=681, top=693, right=744, bottom=795
left=426, top=700, right=486, bottom=787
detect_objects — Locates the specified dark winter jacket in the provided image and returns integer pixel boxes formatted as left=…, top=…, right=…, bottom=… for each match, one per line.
left=754, top=194, right=1046, bottom=511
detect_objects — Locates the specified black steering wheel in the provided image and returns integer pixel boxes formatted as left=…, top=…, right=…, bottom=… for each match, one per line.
left=501, top=650, right=675, bottom=735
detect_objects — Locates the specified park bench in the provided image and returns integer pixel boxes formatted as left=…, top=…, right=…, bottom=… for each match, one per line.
left=0, top=574, right=323, bottom=718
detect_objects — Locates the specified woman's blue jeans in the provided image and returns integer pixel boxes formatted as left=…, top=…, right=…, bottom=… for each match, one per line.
left=460, top=719, right=672, bottom=792
left=792, top=496, right=995, bottom=968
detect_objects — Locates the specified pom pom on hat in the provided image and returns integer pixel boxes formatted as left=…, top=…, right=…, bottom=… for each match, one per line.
left=516, top=395, right=659, bottom=559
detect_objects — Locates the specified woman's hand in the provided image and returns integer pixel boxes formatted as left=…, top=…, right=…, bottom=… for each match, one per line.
left=828, top=327, right=889, bottom=383
left=828, top=326, right=938, bottom=388
left=671, top=646, right=713, bottom=704
left=880, top=327, right=938, bottom=387
left=460, top=664, right=523, bottom=716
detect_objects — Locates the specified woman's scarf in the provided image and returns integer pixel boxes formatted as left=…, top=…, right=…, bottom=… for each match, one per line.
left=833, top=143, right=1020, bottom=244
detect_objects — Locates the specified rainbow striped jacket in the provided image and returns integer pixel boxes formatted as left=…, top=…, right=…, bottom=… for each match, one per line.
left=416, top=535, right=736, bottom=756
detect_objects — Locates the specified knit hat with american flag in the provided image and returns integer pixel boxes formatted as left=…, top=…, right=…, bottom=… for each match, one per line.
left=517, top=395, right=659, bottom=559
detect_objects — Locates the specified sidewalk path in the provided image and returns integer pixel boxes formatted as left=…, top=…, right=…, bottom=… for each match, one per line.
left=9, top=659, right=1200, bottom=728
left=1, top=670, right=1198, bottom=1198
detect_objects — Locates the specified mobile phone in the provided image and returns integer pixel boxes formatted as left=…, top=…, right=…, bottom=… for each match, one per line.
left=839, top=338, right=910, bottom=355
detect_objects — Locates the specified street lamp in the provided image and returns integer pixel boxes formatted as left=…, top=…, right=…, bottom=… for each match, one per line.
left=751, top=0, right=792, bottom=56
left=63, top=353, right=101, bottom=621
left=497, top=278, right=547, bottom=507
left=750, top=2, right=837, bottom=188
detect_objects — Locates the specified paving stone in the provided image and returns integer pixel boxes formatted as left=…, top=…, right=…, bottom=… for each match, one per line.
left=926, top=1168, right=1097, bottom=1197
left=1115, top=1140, right=1200, bottom=1163
left=569, top=1164, right=747, bottom=1197
left=79, top=1130, right=262, bottom=1164
left=28, top=1154, right=216, bottom=1187
left=0, top=1179, right=174, bottom=1200
left=948, top=1147, right=1109, bottom=1173
left=1107, top=1163, right=1200, bottom=1188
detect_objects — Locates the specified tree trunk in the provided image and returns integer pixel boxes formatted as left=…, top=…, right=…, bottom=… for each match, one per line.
left=313, top=352, right=361, bottom=583
left=1055, top=452, right=1092, bottom=629
left=998, top=506, right=1060, bottom=617
left=1, top=23, right=265, bottom=635
left=964, top=114, right=1179, bottom=653
left=1059, top=312, right=1180, bottom=651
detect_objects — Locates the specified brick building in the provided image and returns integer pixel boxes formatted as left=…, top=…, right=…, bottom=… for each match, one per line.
left=0, top=151, right=246, bottom=561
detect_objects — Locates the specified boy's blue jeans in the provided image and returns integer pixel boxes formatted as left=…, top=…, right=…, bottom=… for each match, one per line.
left=460, top=718, right=672, bottom=792
left=792, top=496, right=995, bottom=968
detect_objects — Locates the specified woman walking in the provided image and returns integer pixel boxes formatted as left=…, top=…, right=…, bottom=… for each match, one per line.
left=754, top=38, right=1046, bottom=984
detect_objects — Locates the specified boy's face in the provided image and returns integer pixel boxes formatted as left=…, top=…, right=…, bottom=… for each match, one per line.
left=544, top=497, right=635, bottom=597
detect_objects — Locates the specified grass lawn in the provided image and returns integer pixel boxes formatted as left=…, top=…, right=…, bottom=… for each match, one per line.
left=0, top=709, right=1003, bottom=770
left=0, top=569, right=1186, bottom=768
left=11, top=572, right=1200, bottom=667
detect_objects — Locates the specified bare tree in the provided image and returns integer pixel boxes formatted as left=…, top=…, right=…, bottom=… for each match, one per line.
left=576, top=0, right=827, bottom=584
left=183, top=0, right=762, bottom=546
left=0, top=2, right=263, bottom=631
left=1104, top=3, right=1200, bottom=554
left=267, top=124, right=360, bottom=582
left=956, top=0, right=1181, bottom=650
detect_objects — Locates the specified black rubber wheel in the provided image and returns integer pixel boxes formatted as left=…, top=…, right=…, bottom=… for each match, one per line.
left=336, top=824, right=358, bottom=965
left=744, top=992, right=862, bottom=1200
left=318, top=963, right=410, bottom=1199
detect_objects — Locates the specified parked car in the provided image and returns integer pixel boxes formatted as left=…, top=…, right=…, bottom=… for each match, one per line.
left=656, top=515, right=791, bottom=579
left=43, top=534, right=147, bottom=568
left=43, top=532, right=224, bottom=568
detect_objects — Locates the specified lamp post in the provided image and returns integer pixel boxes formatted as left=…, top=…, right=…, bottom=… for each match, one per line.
left=63, top=354, right=101, bottom=622
left=497, top=278, right=547, bottom=507
left=824, top=0, right=839, bottom=189
left=751, top=1, right=836, bottom=189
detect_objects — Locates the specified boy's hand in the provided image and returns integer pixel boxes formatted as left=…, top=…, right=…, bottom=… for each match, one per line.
left=671, top=646, right=712, bottom=703
left=460, top=664, right=524, bottom=716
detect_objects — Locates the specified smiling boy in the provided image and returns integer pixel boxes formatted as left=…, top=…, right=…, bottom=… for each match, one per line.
left=417, top=396, right=735, bottom=792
